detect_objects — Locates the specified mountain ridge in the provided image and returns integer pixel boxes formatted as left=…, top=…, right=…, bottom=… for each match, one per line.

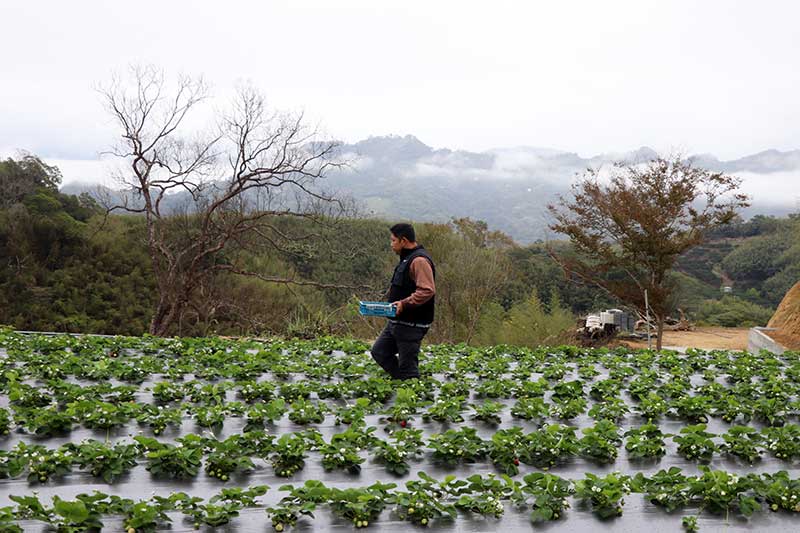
left=59, top=135, right=800, bottom=243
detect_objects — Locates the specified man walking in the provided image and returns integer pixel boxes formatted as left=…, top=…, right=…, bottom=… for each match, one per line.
left=370, top=223, right=436, bottom=380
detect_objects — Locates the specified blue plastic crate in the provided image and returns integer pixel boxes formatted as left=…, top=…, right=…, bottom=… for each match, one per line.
left=359, top=301, right=397, bottom=317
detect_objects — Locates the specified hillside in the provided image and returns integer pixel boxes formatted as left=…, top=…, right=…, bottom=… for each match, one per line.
left=674, top=215, right=800, bottom=323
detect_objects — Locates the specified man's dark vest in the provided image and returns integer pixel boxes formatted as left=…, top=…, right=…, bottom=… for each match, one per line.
left=387, top=246, right=436, bottom=325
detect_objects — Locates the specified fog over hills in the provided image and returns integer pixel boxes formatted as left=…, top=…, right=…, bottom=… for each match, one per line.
left=60, top=135, right=800, bottom=243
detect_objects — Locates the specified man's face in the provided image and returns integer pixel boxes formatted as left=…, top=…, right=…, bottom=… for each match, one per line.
left=390, top=234, right=406, bottom=255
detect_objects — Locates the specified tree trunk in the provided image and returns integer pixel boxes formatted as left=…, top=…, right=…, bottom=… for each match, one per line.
left=656, top=316, right=665, bottom=351
left=149, top=299, right=175, bottom=337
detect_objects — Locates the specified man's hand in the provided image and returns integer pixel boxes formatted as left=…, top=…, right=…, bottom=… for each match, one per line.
left=391, top=301, right=403, bottom=315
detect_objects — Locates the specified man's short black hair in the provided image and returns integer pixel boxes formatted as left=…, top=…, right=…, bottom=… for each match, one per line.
left=390, top=223, right=416, bottom=243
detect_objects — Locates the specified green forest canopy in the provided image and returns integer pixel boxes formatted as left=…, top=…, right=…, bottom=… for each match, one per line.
left=0, top=155, right=797, bottom=343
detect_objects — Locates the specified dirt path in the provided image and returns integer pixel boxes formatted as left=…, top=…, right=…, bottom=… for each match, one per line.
left=624, top=326, right=750, bottom=351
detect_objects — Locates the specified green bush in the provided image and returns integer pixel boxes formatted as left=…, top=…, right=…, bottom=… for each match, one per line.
left=694, top=296, right=774, bottom=328
left=475, top=291, right=574, bottom=347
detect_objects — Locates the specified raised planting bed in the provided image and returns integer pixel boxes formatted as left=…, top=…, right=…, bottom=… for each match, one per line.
left=1, top=328, right=800, bottom=531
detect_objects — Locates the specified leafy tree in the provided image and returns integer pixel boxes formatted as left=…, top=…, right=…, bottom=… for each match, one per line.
left=548, top=156, right=749, bottom=349
left=0, top=154, right=61, bottom=208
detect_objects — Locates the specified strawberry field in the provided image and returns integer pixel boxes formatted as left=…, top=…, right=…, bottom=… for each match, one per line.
left=1, top=328, right=800, bottom=531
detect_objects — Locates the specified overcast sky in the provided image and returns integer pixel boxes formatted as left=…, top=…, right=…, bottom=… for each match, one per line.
left=2, top=0, right=800, bottom=170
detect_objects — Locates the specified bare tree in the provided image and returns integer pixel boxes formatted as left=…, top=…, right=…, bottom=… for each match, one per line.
left=99, top=66, right=354, bottom=336
left=547, top=156, right=750, bottom=350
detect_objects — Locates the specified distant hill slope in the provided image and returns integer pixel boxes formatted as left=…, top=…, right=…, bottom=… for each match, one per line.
left=61, top=135, right=800, bottom=243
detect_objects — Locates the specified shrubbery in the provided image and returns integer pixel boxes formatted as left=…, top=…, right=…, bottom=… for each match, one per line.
left=694, top=296, right=774, bottom=327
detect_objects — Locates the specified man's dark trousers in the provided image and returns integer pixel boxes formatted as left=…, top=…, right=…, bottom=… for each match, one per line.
left=370, top=322, right=428, bottom=380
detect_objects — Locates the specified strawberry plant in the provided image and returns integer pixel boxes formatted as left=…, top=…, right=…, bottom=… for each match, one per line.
left=221, top=433, right=272, bottom=461
left=688, top=467, right=760, bottom=517
left=8, top=383, right=52, bottom=407
left=135, top=404, right=183, bottom=435
left=542, top=363, right=569, bottom=381
left=512, top=377, right=549, bottom=398
left=183, top=486, right=268, bottom=527
left=427, top=427, right=487, bottom=464
left=521, top=472, right=574, bottom=522
left=351, top=378, right=394, bottom=403
left=335, top=398, right=375, bottom=425
left=134, top=436, right=202, bottom=479
left=475, top=378, right=515, bottom=399
left=236, top=380, right=276, bottom=403
left=459, top=473, right=518, bottom=499
left=588, top=397, right=630, bottom=421
left=488, top=427, right=528, bottom=475
left=525, top=423, right=578, bottom=468
left=510, top=397, right=548, bottom=420
left=550, top=397, right=587, bottom=420
left=627, top=372, right=659, bottom=401
left=321, top=442, right=364, bottom=474
left=394, top=473, right=458, bottom=526
left=271, top=433, right=308, bottom=477
left=754, top=397, right=788, bottom=427
left=27, top=494, right=107, bottom=532
left=327, top=482, right=396, bottom=527
left=589, top=379, right=622, bottom=402
left=265, top=500, right=316, bottom=531
left=552, top=380, right=583, bottom=401
left=659, top=376, right=691, bottom=400
left=279, top=479, right=331, bottom=504
left=204, top=439, right=256, bottom=481
left=470, top=401, right=504, bottom=424
left=637, top=392, right=669, bottom=420
left=672, top=395, right=712, bottom=423
left=288, top=399, right=327, bottom=424
left=575, top=472, right=631, bottom=518
left=0, top=449, right=26, bottom=479
left=151, top=381, right=188, bottom=403
left=300, top=427, right=327, bottom=450
left=123, top=500, right=173, bottom=532
left=423, top=396, right=466, bottom=423
left=373, top=430, right=423, bottom=475
left=0, top=506, right=21, bottom=533
left=682, top=515, right=699, bottom=532
left=0, top=407, right=12, bottom=435
left=454, top=492, right=505, bottom=518
left=714, top=394, right=753, bottom=423
left=720, top=425, right=763, bottom=463
left=633, top=467, right=691, bottom=512
left=763, top=424, right=800, bottom=460
left=244, top=398, right=287, bottom=431
left=578, top=420, right=621, bottom=463
left=439, top=379, right=473, bottom=398
left=67, top=439, right=140, bottom=483
left=329, top=420, right=378, bottom=450
left=192, top=405, right=227, bottom=428
left=15, top=442, right=73, bottom=483
left=755, top=471, right=800, bottom=512
left=383, top=403, right=420, bottom=429
left=577, top=363, right=600, bottom=380
left=624, top=422, right=667, bottom=458
left=9, top=494, right=50, bottom=522
left=182, top=501, right=244, bottom=527
left=67, top=400, right=133, bottom=429
left=14, top=406, right=74, bottom=436
left=673, top=424, right=718, bottom=461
